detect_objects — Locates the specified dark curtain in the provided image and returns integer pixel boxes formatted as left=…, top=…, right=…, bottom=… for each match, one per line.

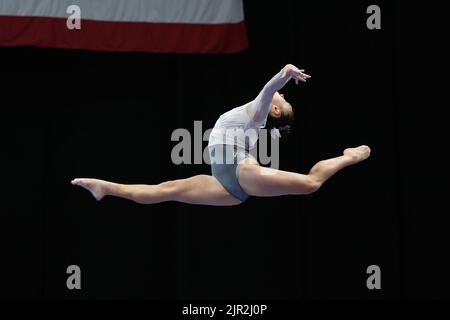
left=0, top=0, right=447, bottom=299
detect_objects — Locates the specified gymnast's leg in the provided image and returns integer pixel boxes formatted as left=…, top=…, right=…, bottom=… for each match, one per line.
left=71, top=175, right=241, bottom=206
left=237, top=145, right=371, bottom=197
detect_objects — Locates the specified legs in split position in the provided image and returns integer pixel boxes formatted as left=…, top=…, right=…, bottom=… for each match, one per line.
left=72, top=145, right=370, bottom=205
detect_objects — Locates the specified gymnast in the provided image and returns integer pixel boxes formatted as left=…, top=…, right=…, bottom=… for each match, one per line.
left=71, top=64, right=371, bottom=206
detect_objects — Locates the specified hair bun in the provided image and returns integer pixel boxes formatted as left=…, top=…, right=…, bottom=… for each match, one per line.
left=278, top=125, right=291, bottom=136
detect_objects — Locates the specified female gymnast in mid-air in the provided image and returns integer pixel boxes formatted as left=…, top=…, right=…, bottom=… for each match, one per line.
left=72, top=64, right=371, bottom=206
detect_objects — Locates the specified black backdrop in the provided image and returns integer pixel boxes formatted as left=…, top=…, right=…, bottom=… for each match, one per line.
left=0, top=0, right=447, bottom=299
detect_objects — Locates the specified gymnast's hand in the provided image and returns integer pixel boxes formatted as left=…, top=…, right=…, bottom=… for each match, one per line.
left=282, top=64, right=311, bottom=85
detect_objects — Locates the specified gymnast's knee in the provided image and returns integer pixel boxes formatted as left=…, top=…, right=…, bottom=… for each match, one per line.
left=158, top=180, right=181, bottom=199
left=301, top=176, right=322, bottom=195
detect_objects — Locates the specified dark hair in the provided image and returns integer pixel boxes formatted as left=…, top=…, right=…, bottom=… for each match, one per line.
left=265, top=107, right=295, bottom=136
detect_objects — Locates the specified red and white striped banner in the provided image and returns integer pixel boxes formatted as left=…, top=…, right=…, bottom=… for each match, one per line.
left=0, top=0, right=248, bottom=53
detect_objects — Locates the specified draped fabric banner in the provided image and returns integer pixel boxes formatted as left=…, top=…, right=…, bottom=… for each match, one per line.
left=0, top=0, right=248, bottom=53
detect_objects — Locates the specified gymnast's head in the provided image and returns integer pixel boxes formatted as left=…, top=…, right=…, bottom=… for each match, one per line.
left=266, top=92, right=295, bottom=135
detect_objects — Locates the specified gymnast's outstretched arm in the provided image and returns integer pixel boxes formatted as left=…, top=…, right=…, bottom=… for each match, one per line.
left=247, top=64, right=311, bottom=123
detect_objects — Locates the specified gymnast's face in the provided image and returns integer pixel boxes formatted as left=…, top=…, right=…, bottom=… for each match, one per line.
left=270, top=92, right=293, bottom=119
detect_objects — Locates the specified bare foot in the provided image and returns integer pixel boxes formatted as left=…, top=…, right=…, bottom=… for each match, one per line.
left=71, top=178, right=110, bottom=201
left=343, top=145, right=371, bottom=164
